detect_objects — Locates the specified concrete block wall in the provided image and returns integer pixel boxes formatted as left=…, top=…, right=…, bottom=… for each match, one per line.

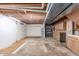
left=65, top=6, right=79, bottom=54
left=52, top=4, right=79, bottom=54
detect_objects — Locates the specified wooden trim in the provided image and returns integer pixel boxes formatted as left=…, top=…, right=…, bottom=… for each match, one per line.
left=0, top=36, right=27, bottom=54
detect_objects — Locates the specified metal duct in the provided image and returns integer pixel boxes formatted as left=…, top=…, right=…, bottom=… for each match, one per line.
left=45, top=3, right=72, bottom=25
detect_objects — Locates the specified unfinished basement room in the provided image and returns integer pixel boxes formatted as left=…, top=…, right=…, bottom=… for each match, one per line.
left=0, top=3, right=79, bottom=56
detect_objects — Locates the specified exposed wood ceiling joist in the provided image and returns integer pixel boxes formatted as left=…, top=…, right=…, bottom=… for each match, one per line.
left=0, top=3, right=47, bottom=12
left=0, top=3, right=47, bottom=24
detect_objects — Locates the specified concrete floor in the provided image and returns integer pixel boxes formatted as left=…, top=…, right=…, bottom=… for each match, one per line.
left=5, top=38, right=77, bottom=56
left=0, top=38, right=26, bottom=54
left=0, top=38, right=77, bottom=56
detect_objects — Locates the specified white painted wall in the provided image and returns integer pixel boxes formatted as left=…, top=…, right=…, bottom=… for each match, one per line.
left=0, top=15, right=43, bottom=49
left=16, top=23, right=27, bottom=41
left=0, top=15, right=27, bottom=49
left=26, top=24, right=42, bottom=37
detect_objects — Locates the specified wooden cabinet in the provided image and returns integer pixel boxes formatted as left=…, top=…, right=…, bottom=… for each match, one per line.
left=66, top=35, right=79, bottom=55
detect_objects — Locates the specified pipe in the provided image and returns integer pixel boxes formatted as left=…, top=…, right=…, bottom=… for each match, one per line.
left=42, top=3, right=53, bottom=38
left=46, top=3, right=51, bottom=12
left=0, top=8, right=46, bottom=13
left=18, top=3, right=44, bottom=9
left=0, top=3, right=46, bottom=13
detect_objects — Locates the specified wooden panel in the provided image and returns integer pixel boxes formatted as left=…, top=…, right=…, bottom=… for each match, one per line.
left=0, top=9, right=46, bottom=24
left=0, top=3, right=47, bottom=10
left=53, top=31, right=60, bottom=42
left=0, top=3, right=42, bottom=7
left=66, top=36, right=79, bottom=55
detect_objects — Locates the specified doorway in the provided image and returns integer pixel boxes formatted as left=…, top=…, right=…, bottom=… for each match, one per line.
left=60, top=32, right=66, bottom=43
